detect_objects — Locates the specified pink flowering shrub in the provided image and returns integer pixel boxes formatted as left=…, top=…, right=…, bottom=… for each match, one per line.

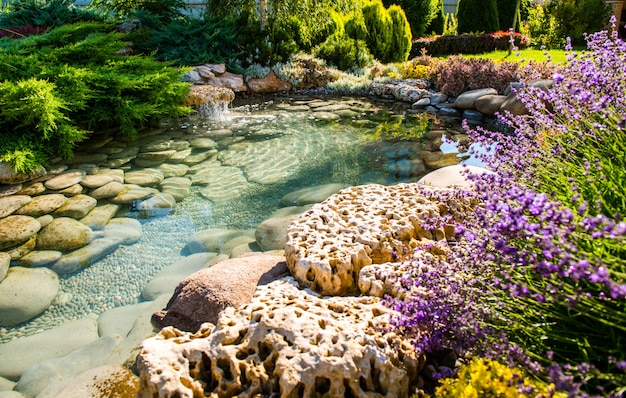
left=386, top=20, right=626, bottom=397
left=429, top=56, right=520, bottom=96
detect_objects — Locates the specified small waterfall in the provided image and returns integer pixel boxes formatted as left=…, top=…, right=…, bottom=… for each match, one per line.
left=184, top=85, right=235, bottom=122
left=197, top=101, right=231, bottom=121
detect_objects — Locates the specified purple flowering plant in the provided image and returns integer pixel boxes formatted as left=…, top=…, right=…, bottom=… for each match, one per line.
left=385, top=19, right=626, bottom=396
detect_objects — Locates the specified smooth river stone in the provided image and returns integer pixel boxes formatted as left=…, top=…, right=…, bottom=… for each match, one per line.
left=0, top=184, right=22, bottom=197
left=167, top=148, right=192, bottom=163
left=17, top=181, right=46, bottom=196
left=141, top=252, right=219, bottom=300
left=107, top=147, right=139, bottom=160
left=135, top=193, right=177, bottom=214
left=280, top=183, right=347, bottom=206
left=6, top=236, right=36, bottom=260
left=41, top=364, right=139, bottom=398
left=79, top=174, right=113, bottom=189
left=89, top=181, right=124, bottom=199
left=0, top=266, right=59, bottom=327
left=14, top=194, right=67, bottom=217
left=0, top=317, right=99, bottom=381
left=157, top=163, right=189, bottom=178
left=110, top=184, right=158, bottom=204
left=52, top=183, right=84, bottom=197
left=133, top=158, right=165, bottom=168
left=189, top=137, right=217, bottom=149
left=182, top=150, right=214, bottom=166
left=79, top=204, right=120, bottom=231
left=14, top=250, right=63, bottom=267
left=50, top=238, right=121, bottom=275
left=185, top=228, right=255, bottom=254
left=159, top=177, right=192, bottom=202
left=103, top=218, right=142, bottom=245
left=0, top=162, right=46, bottom=185
left=0, top=215, right=41, bottom=250
left=123, top=169, right=164, bottom=186
left=0, top=252, right=9, bottom=281
left=44, top=170, right=86, bottom=190
left=53, top=194, right=97, bottom=219
left=36, top=217, right=93, bottom=252
left=36, top=214, right=54, bottom=228
left=14, top=335, right=124, bottom=398
left=65, top=153, right=108, bottom=165
left=136, top=150, right=176, bottom=161
left=94, top=168, right=124, bottom=183
left=0, top=195, right=31, bottom=218
left=421, top=151, right=462, bottom=169
left=98, top=301, right=154, bottom=337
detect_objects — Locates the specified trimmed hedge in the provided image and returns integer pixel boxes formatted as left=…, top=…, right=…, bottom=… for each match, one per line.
left=411, top=31, right=530, bottom=57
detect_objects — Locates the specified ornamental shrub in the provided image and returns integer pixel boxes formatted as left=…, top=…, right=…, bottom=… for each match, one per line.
left=361, top=0, right=393, bottom=62
left=387, top=5, right=412, bottom=63
left=0, top=0, right=104, bottom=29
left=456, top=0, right=499, bottom=34
left=543, top=0, right=612, bottom=46
left=496, top=0, right=532, bottom=31
left=313, top=33, right=374, bottom=71
left=382, top=0, right=434, bottom=38
left=429, top=56, right=519, bottom=96
left=435, top=358, right=566, bottom=398
left=0, top=22, right=191, bottom=172
left=410, top=31, right=530, bottom=57
left=426, top=0, right=445, bottom=36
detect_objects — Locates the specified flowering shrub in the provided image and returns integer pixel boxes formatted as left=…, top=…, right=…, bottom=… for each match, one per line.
left=435, top=358, right=566, bottom=398
left=386, top=20, right=626, bottom=397
left=429, top=56, right=519, bottom=96
left=411, top=31, right=530, bottom=58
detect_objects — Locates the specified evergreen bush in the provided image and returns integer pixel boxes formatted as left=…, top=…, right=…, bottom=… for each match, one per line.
left=0, top=0, right=104, bottom=29
left=496, top=0, right=532, bottom=31
left=387, top=5, right=412, bottom=63
left=382, top=0, right=434, bottom=38
left=361, top=0, right=393, bottom=63
left=313, top=33, right=373, bottom=70
left=544, top=0, right=612, bottom=45
left=0, top=22, right=191, bottom=172
left=426, top=0, right=445, bottom=35
left=456, top=0, right=499, bottom=34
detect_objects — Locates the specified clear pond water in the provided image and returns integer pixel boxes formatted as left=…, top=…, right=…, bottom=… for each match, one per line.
left=1, top=96, right=474, bottom=343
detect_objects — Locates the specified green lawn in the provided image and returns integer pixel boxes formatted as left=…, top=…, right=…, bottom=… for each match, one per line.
left=457, top=47, right=578, bottom=65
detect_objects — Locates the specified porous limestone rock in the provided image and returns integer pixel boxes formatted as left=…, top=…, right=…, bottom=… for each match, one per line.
left=136, top=277, right=424, bottom=398
left=151, top=254, right=289, bottom=332
left=285, top=183, right=463, bottom=296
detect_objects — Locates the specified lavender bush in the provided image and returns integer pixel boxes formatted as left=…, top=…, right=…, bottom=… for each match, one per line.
left=386, top=19, right=626, bottom=396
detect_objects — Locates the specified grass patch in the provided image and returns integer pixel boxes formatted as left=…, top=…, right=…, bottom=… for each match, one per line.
left=455, top=47, right=574, bottom=66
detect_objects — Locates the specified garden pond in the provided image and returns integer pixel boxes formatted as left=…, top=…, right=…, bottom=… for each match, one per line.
left=0, top=95, right=479, bottom=344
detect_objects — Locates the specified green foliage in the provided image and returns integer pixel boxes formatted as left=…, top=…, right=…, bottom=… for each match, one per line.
left=496, top=0, right=532, bottom=31
left=0, top=21, right=192, bottom=172
left=313, top=33, right=373, bottom=70
left=0, top=78, right=86, bottom=172
left=0, top=0, right=104, bottom=29
left=88, top=0, right=187, bottom=20
left=526, top=4, right=564, bottom=48
left=443, top=12, right=458, bottom=36
left=202, top=0, right=257, bottom=19
left=382, top=0, right=434, bottom=38
left=387, top=5, right=412, bottom=63
left=361, top=0, right=393, bottom=62
left=544, top=0, right=612, bottom=45
left=457, top=0, right=499, bottom=34
left=435, top=358, right=566, bottom=398
left=426, top=0, right=445, bottom=36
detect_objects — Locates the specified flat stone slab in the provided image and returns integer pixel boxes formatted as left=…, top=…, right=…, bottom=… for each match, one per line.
left=14, top=250, right=63, bottom=267
left=0, top=195, right=31, bottom=218
left=79, top=174, right=114, bottom=189
left=79, top=204, right=120, bottom=231
left=36, top=217, right=93, bottom=252
left=103, top=218, right=142, bottom=245
left=280, top=183, right=347, bottom=207
left=89, top=181, right=125, bottom=200
left=53, top=194, right=97, bottom=219
left=110, top=185, right=158, bottom=204
left=14, top=194, right=67, bottom=217
left=44, top=170, right=86, bottom=190
left=0, top=317, right=99, bottom=380
left=50, top=238, right=121, bottom=275
left=123, top=169, right=164, bottom=186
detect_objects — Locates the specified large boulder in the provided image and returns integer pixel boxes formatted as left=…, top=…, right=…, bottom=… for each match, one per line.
left=454, top=88, right=498, bottom=109
left=136, top=277, right=424, bottom=398
left=247, top=70, right=292, bottom=93
left=151, top=254, right=289, bottom=332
